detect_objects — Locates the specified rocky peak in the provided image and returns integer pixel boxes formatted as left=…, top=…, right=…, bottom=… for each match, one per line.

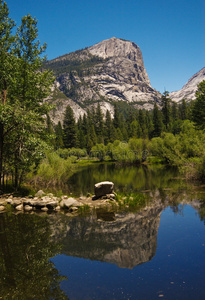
left=170, top=67, right=205, bottom=103
left=88, top=37, right=150, bottom=85
left=89, top=37, right=140, bottom=60
left=45, top=37, right=160, bottom=123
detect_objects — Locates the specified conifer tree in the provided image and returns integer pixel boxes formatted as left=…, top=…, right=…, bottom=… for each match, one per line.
left=54, top=121, right=64, bottom=149
left=152, top=102, right=163, bottom=137
left=179, top=99, right=188, bottom=120
left=161, top=91, right=172, bottom=130
left=63, top=105, right=78, bottom=148
left=192, top=80, right=205, bottom=129
left=95, top=102, right=104, bottom=142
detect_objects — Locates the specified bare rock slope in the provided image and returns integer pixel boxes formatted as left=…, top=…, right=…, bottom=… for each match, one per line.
left=45, top=37, right=161, bottom=123
left=170, top=67, right=205, bottom=103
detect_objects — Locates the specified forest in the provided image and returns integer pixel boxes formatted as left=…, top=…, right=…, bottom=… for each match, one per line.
left=0, top=0, right=205, bottom=193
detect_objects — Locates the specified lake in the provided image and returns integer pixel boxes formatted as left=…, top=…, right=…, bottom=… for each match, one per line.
left=0, top=163, right=205, bottom=299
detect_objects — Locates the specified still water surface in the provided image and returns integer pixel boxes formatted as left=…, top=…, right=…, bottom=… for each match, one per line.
left=0, top=164, right=205, bottom=299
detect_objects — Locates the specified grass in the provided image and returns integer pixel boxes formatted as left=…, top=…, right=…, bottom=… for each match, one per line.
left=116, top=192, right=148, bottom=211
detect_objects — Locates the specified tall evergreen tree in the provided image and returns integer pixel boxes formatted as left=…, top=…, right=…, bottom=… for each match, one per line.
left=63, top=105, right=78, bottom=148
left=179, top=99, right=188, bottom=120
left=152, top=102, right=163, bottom=137
left=95, top=103, right=104, bottom=142
left=54, top=121, right=64, bottom=149
left=192, top=80, right=205, bottom=130
left=161, top=91, right=172, bottom=130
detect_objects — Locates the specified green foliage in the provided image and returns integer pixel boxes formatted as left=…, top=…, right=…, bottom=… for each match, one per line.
left=44, top=49, right=107, bottom=76
left=35, top=151, right=73, bottom=186
left=63, top=105, right=78, bottom=148
left=192, top=80, right=205, bottom=129
left=0, top=5, right=54, bottom=191
left=0, top=213, right=68, bottom=299
left=150, top=120, right=205, bottom=180
left=116, top=192, right=147, bottom=211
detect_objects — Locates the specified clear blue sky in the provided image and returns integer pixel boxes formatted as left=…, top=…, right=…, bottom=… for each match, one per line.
left=5, top=0, right=205, bottom=93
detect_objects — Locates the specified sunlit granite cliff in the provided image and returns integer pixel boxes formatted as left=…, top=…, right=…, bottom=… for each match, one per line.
left=44, top=37, right=161, bottom=123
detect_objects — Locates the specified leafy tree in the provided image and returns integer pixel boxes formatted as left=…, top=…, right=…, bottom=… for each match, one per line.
left=192, top=80, right=205, bottom=130
left=0, top=8, right=54, bottom=189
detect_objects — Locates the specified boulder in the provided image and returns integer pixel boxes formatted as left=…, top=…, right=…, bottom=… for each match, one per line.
left=94, top=181, right=114, bottom=198
left=15, top=204, right=23, bottom=211
left=41, top=207, right=48, bottom=212
left=0, top=206, right=5, bottom=211
left=24, top=205, right=33, bottom=212
left=35, top=190, right=45, bottom=197
left=60, top=197, right=81, bottom=209
left=12, top=199, right=22, bottom=207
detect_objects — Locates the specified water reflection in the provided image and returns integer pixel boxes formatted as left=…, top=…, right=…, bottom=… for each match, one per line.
left=0, top=195, right=205, bottom=299
left=49, top=198, right=165, bottom=269
left=68, top=163, right=184, bottom=196
left=0, top=213, right=69, bottom=300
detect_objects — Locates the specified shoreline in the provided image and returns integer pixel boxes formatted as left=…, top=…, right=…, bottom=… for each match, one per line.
left=0, top=191, right=118, bottom=215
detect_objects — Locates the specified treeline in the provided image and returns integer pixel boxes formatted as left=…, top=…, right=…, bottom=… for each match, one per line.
left=41, top=82, right=205, bottom=182
left=44, top=53, right=107, bottom=76
left=52, top=93, right=193, bottom=152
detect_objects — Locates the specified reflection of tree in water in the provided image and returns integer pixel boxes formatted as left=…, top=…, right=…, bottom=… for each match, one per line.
left=0, top=213, right=69, bottom=300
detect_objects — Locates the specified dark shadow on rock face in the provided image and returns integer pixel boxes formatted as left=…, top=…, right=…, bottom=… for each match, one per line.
left=51, top=199, right=165, bottom=269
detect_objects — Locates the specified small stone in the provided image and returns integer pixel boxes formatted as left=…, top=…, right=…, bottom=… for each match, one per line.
left=60, top=197, right=79, bottom=209
left=15, top=204, right=23, bottom=211
left=41, top=207, right=48, bottom=212
left=6, top=199, right=13, bottom=205
left=0, top=206, right=5, bottom=211
left=70, top=207, right=78, bottom=212
left=13, top=199, right=22, bottom=207
left=24, top=205, right=33, bottom=212
left=54, top=206, right=61, bottom=211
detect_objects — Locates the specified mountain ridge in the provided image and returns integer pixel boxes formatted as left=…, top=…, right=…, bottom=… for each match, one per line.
left=45, top=37, right=161, bottom=123
left=170, top=67, right=205, bottom=102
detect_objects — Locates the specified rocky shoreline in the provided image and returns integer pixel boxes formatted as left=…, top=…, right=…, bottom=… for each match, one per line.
left=0, top=182, right=117, bottom=214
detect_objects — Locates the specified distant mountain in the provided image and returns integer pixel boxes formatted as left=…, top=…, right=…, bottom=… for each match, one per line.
left=44, top=37, right=161, bottom=123
left=170, top=67, right=205, bottom=103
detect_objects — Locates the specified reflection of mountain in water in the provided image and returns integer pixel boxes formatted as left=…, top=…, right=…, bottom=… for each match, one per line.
left=50, top=199, right=165, bottom=269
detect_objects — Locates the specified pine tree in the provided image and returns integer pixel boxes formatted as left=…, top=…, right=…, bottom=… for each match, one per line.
left=161, top=91, right=172, bottom=130
left=179, top=99, right=188, bottom=120
left=152, top=102, right=163, bottom=137
left=63, top=105, right=78, bottom=148
left=95, top=102, right=104, bottom=143
left=54, top=121, right=64, bottom=149
left=192, top=80, right=205, bottom=129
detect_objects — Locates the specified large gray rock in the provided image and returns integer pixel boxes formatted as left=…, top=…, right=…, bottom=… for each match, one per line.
left=60, top=197, right=81, bottom=209
left=35, top=190, right=45, bottom=197
left=94, top=181, right=114, bottom=198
